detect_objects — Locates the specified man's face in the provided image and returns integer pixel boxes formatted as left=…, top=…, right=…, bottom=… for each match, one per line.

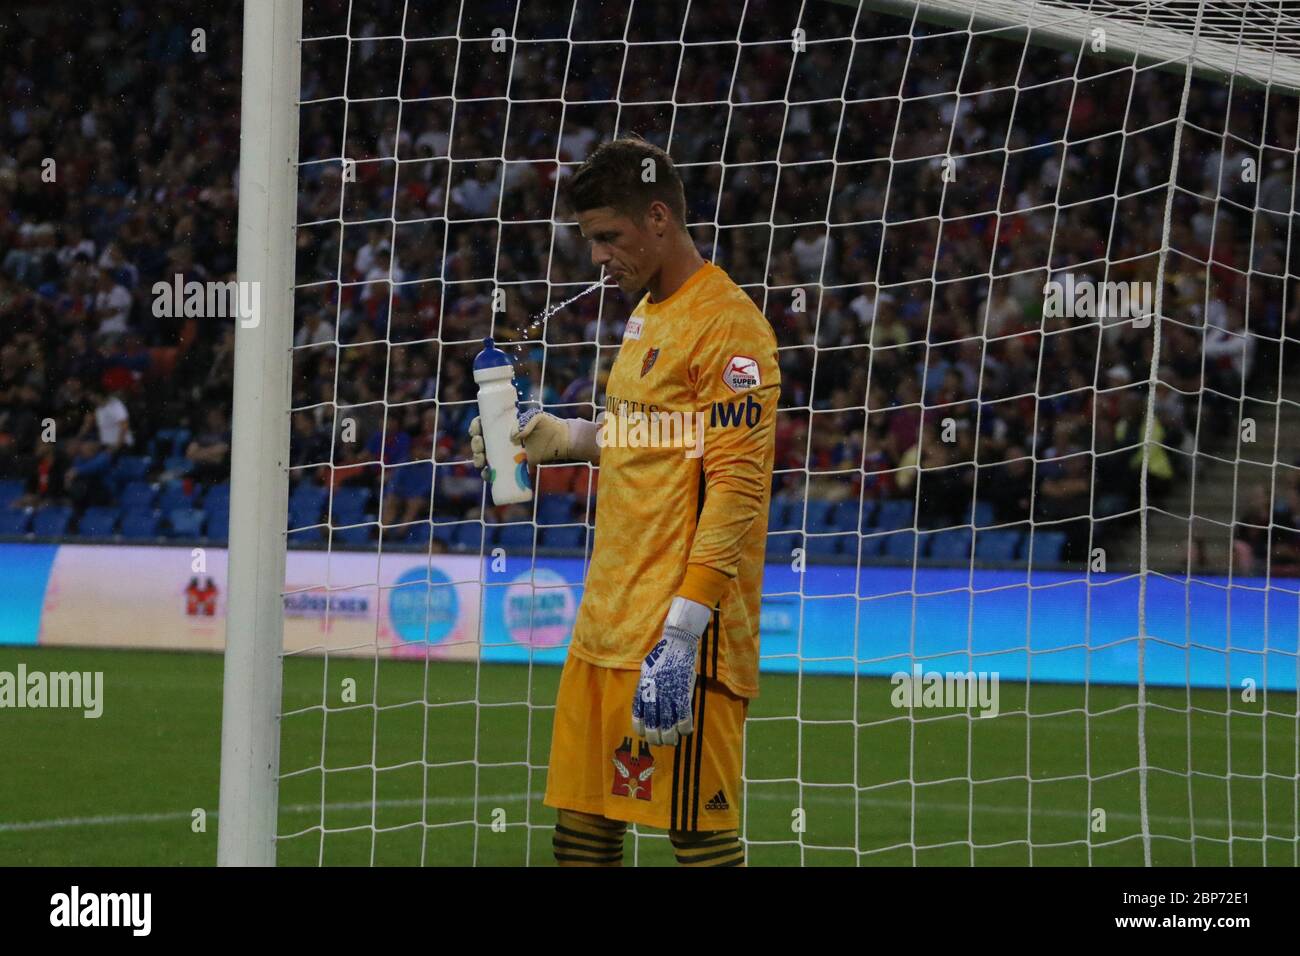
left=576, top=206, right=659, bottom=297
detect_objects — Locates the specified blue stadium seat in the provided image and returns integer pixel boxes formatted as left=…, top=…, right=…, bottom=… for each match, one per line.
left=402, top=522, right=432, bottom=546
left=542, top=526, right=585, bottom=549
left=0, top=479, right=24, bottom=509
left=833, top=500, right=873, bottom=532
left=111, top=455, right=152, bottom=487
left=874, top=499, right=914, bottom=531
left=331, top=486, right=372, bottom=522
left=32, top=506, right=73, bottom=537
left=974, top=500, right=996, bottom=528
left=389, top=461, right=433, bottom=500
left=288, top=526, right=324, bottom=546
left=884, top=530, right=919, bottom=561
left=204, top=482, right=232, bottom=512
left=120, top=510, right=162, bottom=539
left=288, top=503, right=322, bottom=532
left=975, top=529, right=1022, bottom=562
left=857, top=532, right=886, bottom=559
left=205, top=496, right=231, bottom=520
left=496, top=524, right=536, bottom=549
left=766, top=531, right=802, bottom=557
left=804, top=531, right=848, bottom=556
left=802, top=499, right=834, bottom=530
left=77, top=506, right=121, bottom=537
left=0, top=509, right=32, bottom=535
left=206, top=508, right=230, bottom=542
left=927, top=528, right=972, bottom=562
left=120, top=481, right=157, bottom=511
left=168, top=508, right=206, bottom=538
left=768, top=499, right=798, bottom=532
left=164, top=455, right=194, bottom=477
left=334, top=523, right=373, bottom=546
left=431, top=523, right=457, bottom=547
left=452, top=523, right=484, bottom=550
left=537, top=494, right=575, bottom=526
left=1025, top=531, right=1068, bottom=567
left=157, top=480, right=193, bottom=513
left=289, top=482, right=328, bottom=518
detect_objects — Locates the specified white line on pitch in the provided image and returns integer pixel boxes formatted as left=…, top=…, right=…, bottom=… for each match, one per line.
left=0, top=791, right=1252, bottom=834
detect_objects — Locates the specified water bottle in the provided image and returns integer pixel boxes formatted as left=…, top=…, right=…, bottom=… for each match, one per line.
left=472, top=337, right=533, bottom=506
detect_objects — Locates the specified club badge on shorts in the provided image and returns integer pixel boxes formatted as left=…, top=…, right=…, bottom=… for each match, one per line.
left=611, top=737, right=655, bottom=800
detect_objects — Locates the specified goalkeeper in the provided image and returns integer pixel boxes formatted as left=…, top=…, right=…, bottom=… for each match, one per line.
left=471, top=135, right=779, bottom=867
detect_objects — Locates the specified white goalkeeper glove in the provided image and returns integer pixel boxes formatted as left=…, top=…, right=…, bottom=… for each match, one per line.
left=469, top=409, right=601, bottom=479
left=632, top=596, right=711, bottom=746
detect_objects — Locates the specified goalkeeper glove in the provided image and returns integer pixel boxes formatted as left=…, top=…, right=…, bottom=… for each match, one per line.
left=469, top=409, right=601, bottom=478
left=632, top=596, right=711, bottom=746
left=469, top=409, right=567, bottom=481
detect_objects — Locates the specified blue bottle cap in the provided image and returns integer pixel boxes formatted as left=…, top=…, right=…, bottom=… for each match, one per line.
left=473, top=336, right=513, bottom=371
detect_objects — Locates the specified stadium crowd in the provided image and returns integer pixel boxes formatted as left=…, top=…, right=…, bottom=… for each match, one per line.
left=1, top=0, right=1296, bottom=569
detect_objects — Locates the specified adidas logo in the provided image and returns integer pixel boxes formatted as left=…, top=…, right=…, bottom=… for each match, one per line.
left=704, top=789, right=729, bottom=811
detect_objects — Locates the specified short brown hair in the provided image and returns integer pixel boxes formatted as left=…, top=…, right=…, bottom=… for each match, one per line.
left=563, top=134, right=688, bottom=229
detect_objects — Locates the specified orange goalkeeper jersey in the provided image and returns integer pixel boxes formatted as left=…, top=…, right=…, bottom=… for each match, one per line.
left=567, top=261, right=780, bottom=698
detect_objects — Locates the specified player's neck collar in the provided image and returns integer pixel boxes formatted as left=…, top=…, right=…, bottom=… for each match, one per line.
left=644, top=260, right=713, bottom=313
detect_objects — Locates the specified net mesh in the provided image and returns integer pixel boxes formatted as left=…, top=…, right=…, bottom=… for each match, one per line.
left=274, top=0, right=1300, bottom=865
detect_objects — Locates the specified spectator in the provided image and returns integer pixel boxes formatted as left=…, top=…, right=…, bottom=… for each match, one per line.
left=450, top=163, right=503, bottom=219
left=984, top=445, right=1034, bottom=525
left=1037, top=453, right=1093, bottom=561
left=289, top=411, right=330, bottom=471
left=295, top=310, right=336, bottom=348
left=91, top=388, right=133, bottom=452
left=0, top=0, right=1279, bottom=572
left=91, top=268, right=133, bottom=335
left=64, top=439, right=114, bottom=509
left=1232, top=485, right=1272, bottom=577
left=185, top=408, right=231, bottom=485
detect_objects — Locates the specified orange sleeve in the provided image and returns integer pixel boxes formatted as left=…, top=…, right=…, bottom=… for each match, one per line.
left=679, top=303, right=781, bottom=607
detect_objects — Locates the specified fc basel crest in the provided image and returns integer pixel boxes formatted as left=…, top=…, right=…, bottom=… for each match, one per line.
left=640, top=347, right=660, bottom=378
left=611, top=737, right=655, bottom=800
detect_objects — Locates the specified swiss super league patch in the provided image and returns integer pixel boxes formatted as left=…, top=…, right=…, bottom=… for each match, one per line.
left=722, top=354, right=760, bottom=392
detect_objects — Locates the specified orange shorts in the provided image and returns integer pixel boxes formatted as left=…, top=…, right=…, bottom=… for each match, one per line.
left=544, top=652, right=747, bottom=832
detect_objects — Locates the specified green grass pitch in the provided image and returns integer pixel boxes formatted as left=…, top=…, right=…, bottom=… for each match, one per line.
left=1, top=645, right=1296, bottom=866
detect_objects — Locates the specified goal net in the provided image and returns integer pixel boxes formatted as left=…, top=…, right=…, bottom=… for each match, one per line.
left=225, top=0, right=1300, bottom=865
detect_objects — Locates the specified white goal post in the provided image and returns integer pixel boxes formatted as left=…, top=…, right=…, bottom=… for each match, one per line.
left=217, top=0, right=301, bottom=867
